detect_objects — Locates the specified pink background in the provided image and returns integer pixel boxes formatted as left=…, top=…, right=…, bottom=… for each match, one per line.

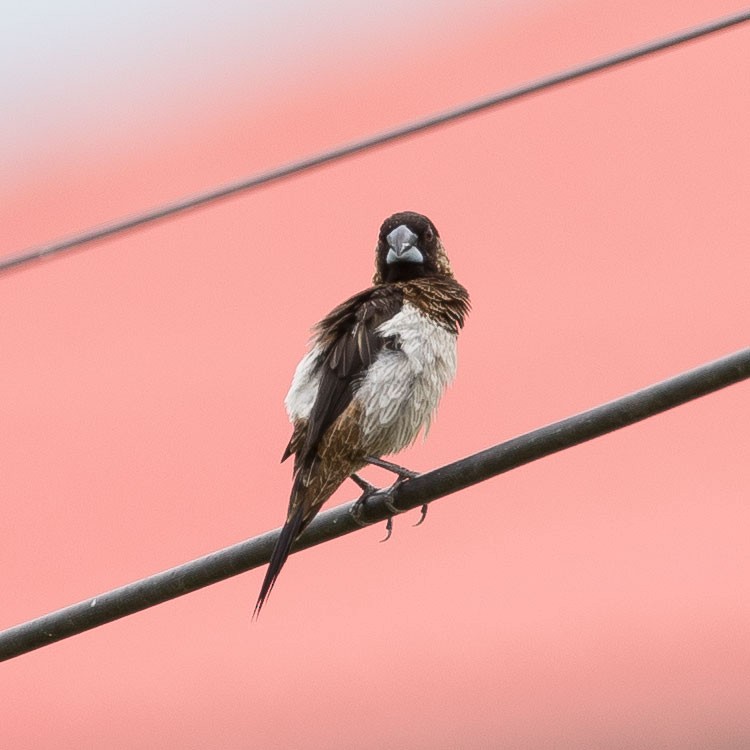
left=2, top=1, right=749, bottom=747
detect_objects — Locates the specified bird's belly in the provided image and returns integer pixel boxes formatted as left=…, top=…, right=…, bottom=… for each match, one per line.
left=355, top=303, right=458, bottom=456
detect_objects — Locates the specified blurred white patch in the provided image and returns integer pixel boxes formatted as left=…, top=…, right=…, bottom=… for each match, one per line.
left=1, top=0, right=536, bottom=173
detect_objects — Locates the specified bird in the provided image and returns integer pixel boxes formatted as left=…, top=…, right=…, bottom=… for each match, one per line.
left=253, top=211, right=470, bottom=617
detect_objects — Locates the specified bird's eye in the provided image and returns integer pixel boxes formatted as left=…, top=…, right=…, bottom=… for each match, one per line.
left=424, top=227, right=434, bottom=242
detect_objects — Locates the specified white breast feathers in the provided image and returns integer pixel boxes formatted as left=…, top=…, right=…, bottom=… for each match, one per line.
left=355, top=302, right=458, bottom=455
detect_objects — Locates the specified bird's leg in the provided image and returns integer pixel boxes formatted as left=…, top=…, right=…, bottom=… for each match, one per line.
left=363, top=456, right=419, bottom=481
left=350, top=473, right=377, bottom=495
left=364, top=456, right=428, bottom=529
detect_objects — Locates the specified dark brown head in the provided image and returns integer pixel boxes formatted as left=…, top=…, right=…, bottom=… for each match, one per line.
left=372, top=211, right=453, bottom=284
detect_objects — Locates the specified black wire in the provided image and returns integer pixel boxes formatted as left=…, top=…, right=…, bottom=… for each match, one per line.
left=2, top=8, right=748, bottom=275
left=1, top=347, right=748, bottom=661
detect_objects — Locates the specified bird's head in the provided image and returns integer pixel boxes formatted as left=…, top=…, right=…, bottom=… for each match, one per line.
left=373, top=211, right=453, bottom=284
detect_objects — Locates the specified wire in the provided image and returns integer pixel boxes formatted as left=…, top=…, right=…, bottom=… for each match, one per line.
left=2, top=8, right=749, bottom=275
left=1, top=346, right=748, bottom=661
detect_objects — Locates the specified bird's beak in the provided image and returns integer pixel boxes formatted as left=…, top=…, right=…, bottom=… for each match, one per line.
left=386, top=225, right=424, bottom=265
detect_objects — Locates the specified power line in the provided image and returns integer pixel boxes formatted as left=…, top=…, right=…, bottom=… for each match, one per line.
left=2, top=8, right=749, bottom=275
left=1, top=346, right=748, bottom=662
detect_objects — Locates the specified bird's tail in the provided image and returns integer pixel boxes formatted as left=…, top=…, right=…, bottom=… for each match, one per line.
left=253, top=503, right=306, bottom=619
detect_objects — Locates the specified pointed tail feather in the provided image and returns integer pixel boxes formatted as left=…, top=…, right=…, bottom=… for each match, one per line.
left=253, top=504, right=306, bottom=619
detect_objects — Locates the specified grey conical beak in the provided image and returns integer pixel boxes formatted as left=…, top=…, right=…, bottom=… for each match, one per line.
left=386, top=225, right=423, bottom=265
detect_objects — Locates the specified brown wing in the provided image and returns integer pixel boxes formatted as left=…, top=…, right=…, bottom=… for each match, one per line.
left=290, top=286, right=403, bottom=472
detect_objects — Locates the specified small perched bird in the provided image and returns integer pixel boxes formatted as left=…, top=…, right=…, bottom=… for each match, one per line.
left=254, top=211, right=469, bottom=616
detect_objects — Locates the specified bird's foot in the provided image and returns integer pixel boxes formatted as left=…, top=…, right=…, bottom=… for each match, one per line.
left=349, top=473, right=402, bottom=542
left=349, top=474, right=385, bottom=530
left=377, top=487, right=405, bottom=542
left=361, top=458, right=426, bottom=537
left=378, top=516, right=393, bottom=543
left=349, top=488, right=374, bottom=529
left=349, top=498, right=368, bottom=528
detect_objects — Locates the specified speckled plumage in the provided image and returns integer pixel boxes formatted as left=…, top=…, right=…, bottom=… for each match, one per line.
left=254, top=212, right=469, bottom=616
